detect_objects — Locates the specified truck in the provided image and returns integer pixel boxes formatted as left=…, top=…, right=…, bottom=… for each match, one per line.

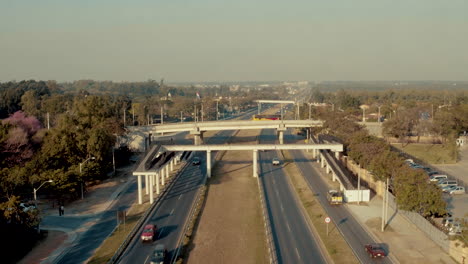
left=327, top=190, right=343, bottom=205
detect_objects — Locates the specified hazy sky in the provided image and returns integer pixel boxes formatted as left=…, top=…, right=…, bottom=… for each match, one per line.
left=1, top=0, right=467, bottom=82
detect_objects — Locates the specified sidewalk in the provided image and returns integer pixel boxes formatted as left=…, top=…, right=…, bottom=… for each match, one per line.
left=19, top=164, right=136, bottom=264
left=346, top=198, right=456, bottom=264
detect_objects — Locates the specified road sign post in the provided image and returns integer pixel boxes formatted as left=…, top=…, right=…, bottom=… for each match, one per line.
left=325, top=216, right=331, bottom=236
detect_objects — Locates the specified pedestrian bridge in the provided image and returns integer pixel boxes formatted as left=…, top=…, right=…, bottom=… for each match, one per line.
left=127, top=120, right=324, bottom=145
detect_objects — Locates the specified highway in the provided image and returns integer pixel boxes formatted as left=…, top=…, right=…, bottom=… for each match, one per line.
left=285, top=132, right=393, bottom=264
left=259, top=129, right=327, bottom=264
left=117, top=111, right=256, bottom=264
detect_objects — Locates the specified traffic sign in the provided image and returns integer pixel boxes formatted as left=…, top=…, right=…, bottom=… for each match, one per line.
left=325, top=217, right=331, bottom=223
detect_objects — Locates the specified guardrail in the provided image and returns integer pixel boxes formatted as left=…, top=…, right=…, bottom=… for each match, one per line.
left=256, top=169, right=279, bottom=264
left=108, top=158, right=190, bottom=264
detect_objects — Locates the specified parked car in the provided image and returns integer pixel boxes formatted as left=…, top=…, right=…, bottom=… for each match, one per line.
left=150, top=244, right=167, bottom=264
left=449, top=186, right=465, bottom=195
left=449, top=222, right=463, bottom=235
left=429, top=175, right=448, bottom=182
left=192, top=157, right=201, bottom=165
left=427, top=171, right=441, bottom=177
left=441, top=185, right=458, bottom=193
left=438, top=180, right=458, bottom=188
left=141, top=224, right=157, bottom=242
left=364, top=243, right=386, bottom=258
left=272, top=157, right=280, bottom=165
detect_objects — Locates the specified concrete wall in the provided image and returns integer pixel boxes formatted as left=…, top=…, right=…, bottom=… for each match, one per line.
left=339, top=156, right=386, bottom=197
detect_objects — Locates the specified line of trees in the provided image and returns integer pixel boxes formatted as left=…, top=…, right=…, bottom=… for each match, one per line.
left=317, top=113, right=447, bottom=217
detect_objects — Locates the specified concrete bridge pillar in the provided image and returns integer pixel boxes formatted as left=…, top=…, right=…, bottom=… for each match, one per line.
left=332, top=172, right=337, bottom=182
left=326, top=162, right=331, bottom=174
left=149, top=173, right=154, bottom=204
left=278, top=131, right=284, bottom=144
left=161, top=169, right=165, bottom=186
left=156, top=172, right=160, bottom=194
left=137, top=175, right=142, bottom=204
left=207, top=150, right=212, bottom=178
left=193, top=131, right=205, bottom=145
left=145, top=174, right=149, bottom=195
left=335, top=151, right=340, bottom=159
left=170, top=158, right=174, bottom=171
left=253, top=150, right=258, bottom=177
left=166, top=164, right=169, bottom=178
left=316, top=151, right=320, bottom=163
left=321, top=154, right=325, bottom=168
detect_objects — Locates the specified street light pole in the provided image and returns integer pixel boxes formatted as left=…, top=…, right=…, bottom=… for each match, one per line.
left=80, top=157, right=95, bottom=200
left=34, top=180, right=53, bottom=206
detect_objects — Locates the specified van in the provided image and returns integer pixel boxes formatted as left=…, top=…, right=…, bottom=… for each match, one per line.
left=429, top=175, right=447, bottom=182
left=438, top=180, right=458, bottom=188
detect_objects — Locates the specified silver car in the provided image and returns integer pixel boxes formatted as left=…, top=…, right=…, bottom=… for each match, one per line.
left=449, top=186, right=465, bottom=195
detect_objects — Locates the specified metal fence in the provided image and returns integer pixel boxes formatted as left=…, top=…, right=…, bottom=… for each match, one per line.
left=387, top=192, right=450, bottom=252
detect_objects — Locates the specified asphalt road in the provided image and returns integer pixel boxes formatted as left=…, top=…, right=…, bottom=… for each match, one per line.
left=117, top=112, right=255, bottom=264
left=284, top=131, right=393, bottom=264
left=259, top=129, right=327, bottom=264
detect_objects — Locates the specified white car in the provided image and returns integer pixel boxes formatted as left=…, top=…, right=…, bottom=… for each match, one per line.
left=449, top=186, right=465, bottom=195
left=272, top=158, right=280, bottom=165
left=441, top=185, right=458, bottom=193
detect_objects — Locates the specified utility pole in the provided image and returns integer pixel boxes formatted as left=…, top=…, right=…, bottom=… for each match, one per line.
left=201, top=104, right=204, bottom=122
left=47, top=112, right=50, bottom=130
left=161, top=106, right=164, bottom=125
left=123, top=108, right=126, bottom=126
left=180, top=111, right=183, bottom=123
left=378, top=106, right=382, bottom=123
left=216, top=100, right=219, bottom=120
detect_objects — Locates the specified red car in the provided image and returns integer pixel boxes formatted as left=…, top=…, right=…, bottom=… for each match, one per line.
left=141, top=224, right=157, bottom=242
left=365, top=243, right=386, bottom=258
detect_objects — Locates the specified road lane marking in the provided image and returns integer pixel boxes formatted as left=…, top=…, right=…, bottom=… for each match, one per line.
left=295, top=247, right=301, bottom=261
left=286, top=222, right=291, bottom=232
left=144, top=255, right=149, bottom=264
left=157, top=227, right=165, bottom=238
left=170, top=209, right=174, bottom=215
left=178, top=194, right=182, bottom=200
left=280, top=204, right=284, bottom=212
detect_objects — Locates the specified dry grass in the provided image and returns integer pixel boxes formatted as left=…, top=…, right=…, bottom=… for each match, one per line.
left=88, top=203, right=150, bottom=264
left=281, top=150, right=359, bottom=264
left=392, top=143, right=457, bottom=164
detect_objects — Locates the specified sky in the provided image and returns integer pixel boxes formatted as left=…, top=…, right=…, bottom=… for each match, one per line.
left=1, top=0, right=467, bottom=82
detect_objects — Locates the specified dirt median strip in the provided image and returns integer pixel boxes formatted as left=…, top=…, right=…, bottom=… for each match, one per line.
left=185, top=129, right=268, bottom=264
left=280, top=149, right=359, bottom=264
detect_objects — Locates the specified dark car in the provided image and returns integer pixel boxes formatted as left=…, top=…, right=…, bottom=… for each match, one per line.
left=150, top=244, right=167, bottom=264
left=192, top=157, right=201, bottom=165
left=365, top=243, right=386, bottom=258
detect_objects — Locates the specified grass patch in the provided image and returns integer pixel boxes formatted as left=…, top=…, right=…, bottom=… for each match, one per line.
left=281, top=150, right=359, bottom=264
left=392, top=143, right=457, bottom=164
left=88, top=203, right=150, bottom=264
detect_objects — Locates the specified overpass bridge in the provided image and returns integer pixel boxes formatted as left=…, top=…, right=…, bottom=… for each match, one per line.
left=127, top=119, right=324, bottom=145
left=133, top=143, right=343, bottom=204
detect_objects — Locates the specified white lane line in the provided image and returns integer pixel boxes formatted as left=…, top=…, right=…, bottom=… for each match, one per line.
left=157, top=227, right=165, bottom=239
left=295, top=247, right=301, bottom=261
left=170, top=209, right=174, bottom=215
left=144, top=255, right=150, bottom=264
left=178, top=194, right=182, bottom=200
left=286, top=222, right=291, bottom=232
left=280, top=204, right=284, bottom=212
